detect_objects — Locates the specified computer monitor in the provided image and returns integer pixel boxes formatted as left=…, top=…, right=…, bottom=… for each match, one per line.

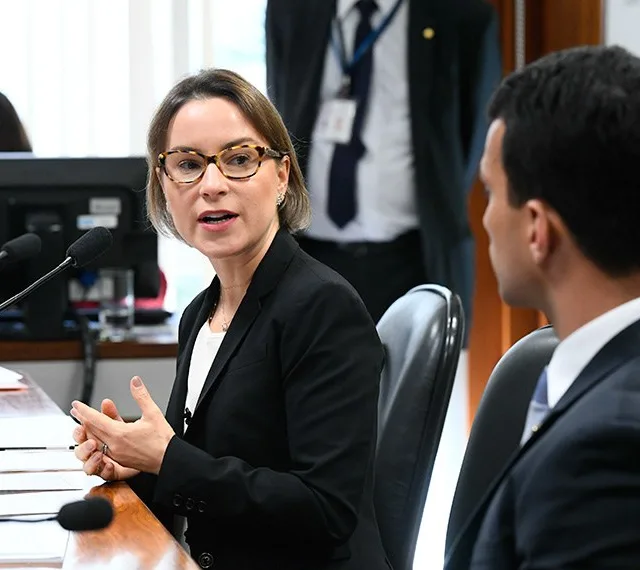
left=0, top=156, right=160, bottom=340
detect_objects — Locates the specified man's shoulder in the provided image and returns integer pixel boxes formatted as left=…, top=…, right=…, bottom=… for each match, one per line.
left=516, top=355, right=640, bottom=473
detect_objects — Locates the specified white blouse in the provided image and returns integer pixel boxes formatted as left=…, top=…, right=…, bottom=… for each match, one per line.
left=184, top=320, right=225, bottom=432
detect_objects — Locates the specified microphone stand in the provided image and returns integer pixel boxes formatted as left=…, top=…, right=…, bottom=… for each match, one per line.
left=0, top=257, right=73, bottom=313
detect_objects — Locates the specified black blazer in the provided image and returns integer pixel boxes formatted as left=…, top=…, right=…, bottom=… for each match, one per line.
left=265, top=0, right=502, bottom=329
left=446, top=319, right=640, bottom=570
left=129, top=230, right=390, bottom=570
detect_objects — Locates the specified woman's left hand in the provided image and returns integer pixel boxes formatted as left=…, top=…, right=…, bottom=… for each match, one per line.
left=70, top=376, right=175, bottom=475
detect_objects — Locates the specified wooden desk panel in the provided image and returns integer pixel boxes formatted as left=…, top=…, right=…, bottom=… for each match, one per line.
left=0, top=376, right=198, bottom=570
left=65, top=483, right=197, bottom=570
left=0, top=329, right=178, bottom=362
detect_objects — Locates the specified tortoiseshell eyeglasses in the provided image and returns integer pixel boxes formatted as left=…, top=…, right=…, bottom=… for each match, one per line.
left=158, top=145, right=288, bottom=184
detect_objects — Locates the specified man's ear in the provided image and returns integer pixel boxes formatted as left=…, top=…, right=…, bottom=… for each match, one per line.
left=527, top=199, right=553, bottom=265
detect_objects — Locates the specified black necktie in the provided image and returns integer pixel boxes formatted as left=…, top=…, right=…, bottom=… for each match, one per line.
left=327, top=0, right=378, bottom=228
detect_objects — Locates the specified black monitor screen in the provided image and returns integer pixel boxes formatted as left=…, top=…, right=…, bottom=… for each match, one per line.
left=0, top=156, right=160, bottom=339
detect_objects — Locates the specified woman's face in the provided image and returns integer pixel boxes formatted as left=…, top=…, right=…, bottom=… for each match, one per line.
left=160, top=97, right=289, bottom=263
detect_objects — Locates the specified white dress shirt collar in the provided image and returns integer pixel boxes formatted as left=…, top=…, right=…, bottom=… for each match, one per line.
left=546, top=296, right=640, bottom=408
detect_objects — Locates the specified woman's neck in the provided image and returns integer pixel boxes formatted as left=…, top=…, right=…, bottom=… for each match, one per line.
left=209, top=225, right=279, bottom=325
left=211, top=225, right=279, bottom=298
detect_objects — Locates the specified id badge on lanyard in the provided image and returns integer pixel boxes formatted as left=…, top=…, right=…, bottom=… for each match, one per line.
left=315, top=0, right=404, bottom=145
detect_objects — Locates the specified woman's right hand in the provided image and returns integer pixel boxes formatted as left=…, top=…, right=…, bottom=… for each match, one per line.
left=73, top=398, right=140, bottom=482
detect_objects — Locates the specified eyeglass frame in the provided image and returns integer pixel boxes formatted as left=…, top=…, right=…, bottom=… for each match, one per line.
left=157, top=144, right=289, bottom=184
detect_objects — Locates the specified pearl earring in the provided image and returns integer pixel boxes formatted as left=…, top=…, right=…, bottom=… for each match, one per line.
left=276, top=193, right=285, bottom=207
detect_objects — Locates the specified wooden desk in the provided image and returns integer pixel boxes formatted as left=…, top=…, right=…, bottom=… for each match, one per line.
left=0, top=327, right=178, bottom=362
left=0, top=376, right=198, bottom=570
left=64, top=483, right=197, bottom=569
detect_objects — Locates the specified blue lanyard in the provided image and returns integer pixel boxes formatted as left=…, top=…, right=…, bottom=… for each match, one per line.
left=331, top=0, right=404, bottom=76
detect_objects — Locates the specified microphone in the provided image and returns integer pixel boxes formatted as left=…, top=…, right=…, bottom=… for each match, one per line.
left=66, top=226, right=113, bottom=268
left=0, top=227, right=113, bottom=313
left=0, top=233, right=42, bottom=267
left=0, top=497, right=114, bottom=531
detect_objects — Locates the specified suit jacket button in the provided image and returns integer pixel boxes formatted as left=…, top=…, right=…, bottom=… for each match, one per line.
left=185, top=498, right=195, bottom=511
left=172, top=494, right=183, bottom=507
left=197, top=500, right=206, bottom=513
left=198, top=552, right=214, bottom=568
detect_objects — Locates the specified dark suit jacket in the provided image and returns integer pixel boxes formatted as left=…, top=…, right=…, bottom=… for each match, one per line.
left=128, top=230, right=390, bottom=570
left=446, top=319, right=640, bottom=570
left=265, top=0, right=502, bottom=331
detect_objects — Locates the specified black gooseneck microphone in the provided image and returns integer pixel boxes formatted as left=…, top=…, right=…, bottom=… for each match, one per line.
left=0, top=226, right=113, bottom=314
left=0, top=233, right=42, bottom=268
left=0, top=497, right=114, bottom=531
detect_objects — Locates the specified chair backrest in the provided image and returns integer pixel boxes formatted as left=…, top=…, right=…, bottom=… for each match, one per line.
left=375, top=284, right=464, bottom=570
left=445, top=325, right=559, bottom=556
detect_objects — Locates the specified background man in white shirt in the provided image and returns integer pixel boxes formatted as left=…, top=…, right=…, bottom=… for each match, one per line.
left=266, top=0, right=501, bottom=333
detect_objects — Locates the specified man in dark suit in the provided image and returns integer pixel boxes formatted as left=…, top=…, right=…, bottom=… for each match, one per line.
left=266, top=0, right=501, bottom=330
left=445, top=45, right=640, bottom=569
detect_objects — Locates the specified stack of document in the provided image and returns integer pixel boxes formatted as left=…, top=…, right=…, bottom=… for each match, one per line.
left=0, top=417, right=104, bottom=565
left=0, top=448, right=102, bottom=494
left=0, top=517, right=70, bottom=565
left=0, top=488, right=87, bottom=517
left=0, top=448, right=83, bottom=472
left=0, top=415, right=77, bottom=450
left=0, top=365, right=25, bottom=391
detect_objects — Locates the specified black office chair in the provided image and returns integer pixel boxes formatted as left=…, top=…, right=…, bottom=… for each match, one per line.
left=374, top=284, right=465, bottom=570
left=444, top=324, right=559, bottom=560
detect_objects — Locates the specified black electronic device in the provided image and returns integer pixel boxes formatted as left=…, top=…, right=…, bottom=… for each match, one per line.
left=0, top=156, right=161, bottom=340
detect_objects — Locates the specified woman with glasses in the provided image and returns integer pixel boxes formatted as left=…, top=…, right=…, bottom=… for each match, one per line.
left=70, top=69, right=390, bottom=570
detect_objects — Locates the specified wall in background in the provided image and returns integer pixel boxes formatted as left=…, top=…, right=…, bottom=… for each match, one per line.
left=605, top=0, right=640, bottom=51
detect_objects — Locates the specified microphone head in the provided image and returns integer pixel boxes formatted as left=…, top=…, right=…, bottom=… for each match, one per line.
left=66, top=227, right=113, bottom=268
left=57, top=497, right=114, bottom=531
left=1, top=233, right=41, bottom=263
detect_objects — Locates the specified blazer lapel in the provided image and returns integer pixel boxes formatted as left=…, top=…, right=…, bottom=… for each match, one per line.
left=189, top=230, right=300, bottom=421
left=192, top=286, right=261, bottom=413
left=164, top=286, right=215, bottom=437
left=446, top=318, right=640, bottom=569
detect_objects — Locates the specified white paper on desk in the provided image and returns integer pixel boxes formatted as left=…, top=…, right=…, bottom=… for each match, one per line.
left=0, top=415, right=76, bottom=450
left=0, top=470, right=103, bottom=492
left=0, top=365, right=25, bottom=390
left=0, top=517, right=69, bottom=564
left=0, top=449, right=83, bottom=473
left=0, top=489, right=85, bottom=516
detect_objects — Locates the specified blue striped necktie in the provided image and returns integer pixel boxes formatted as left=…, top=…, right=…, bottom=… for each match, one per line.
left=520, top=367, right=550, bottom=445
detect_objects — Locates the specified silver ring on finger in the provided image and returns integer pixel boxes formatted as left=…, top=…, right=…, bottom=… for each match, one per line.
left=101, top=442, right=109, bottom=456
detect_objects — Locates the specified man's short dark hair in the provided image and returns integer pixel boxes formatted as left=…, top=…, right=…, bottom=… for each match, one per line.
left=488, top=45, right=640, bottom=276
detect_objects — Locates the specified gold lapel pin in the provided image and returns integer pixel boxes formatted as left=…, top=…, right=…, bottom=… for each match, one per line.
left=422, top=27, right=435, bottom=40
